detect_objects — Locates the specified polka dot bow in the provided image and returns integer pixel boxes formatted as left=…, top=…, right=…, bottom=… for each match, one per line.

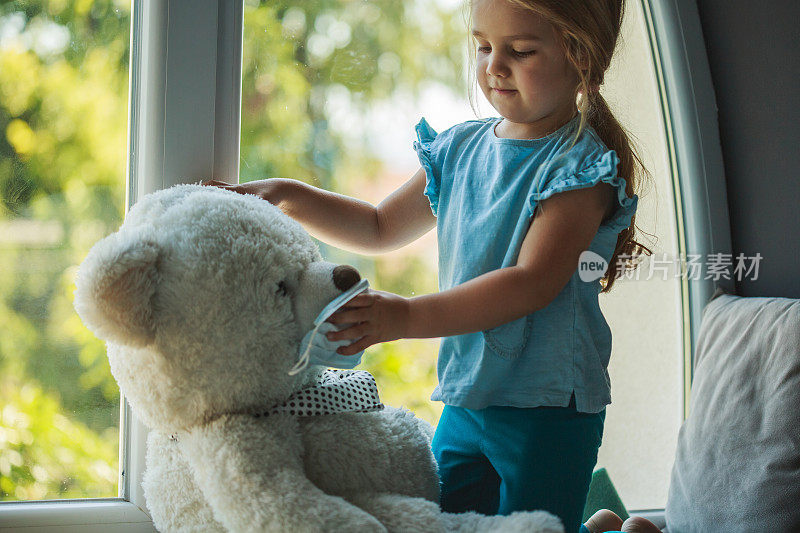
left=262, top=369, right=384, bottom=418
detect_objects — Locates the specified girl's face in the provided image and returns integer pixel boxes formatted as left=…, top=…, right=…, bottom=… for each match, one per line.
left=471, top=0, right=580, bottom=139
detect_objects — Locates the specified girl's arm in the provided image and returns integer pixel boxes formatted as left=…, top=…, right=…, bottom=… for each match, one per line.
left=203, top=169, right=435, bottom=255
left=327, top=182, right=616, bottom=351
left=408, top=183, right=615, bottom=337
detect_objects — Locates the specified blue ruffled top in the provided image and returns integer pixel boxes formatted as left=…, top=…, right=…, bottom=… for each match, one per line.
left=413, top=113, right=638, bottom=413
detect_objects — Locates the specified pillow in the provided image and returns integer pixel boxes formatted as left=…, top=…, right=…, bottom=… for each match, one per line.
left=665, top=292, right=800, bottom=532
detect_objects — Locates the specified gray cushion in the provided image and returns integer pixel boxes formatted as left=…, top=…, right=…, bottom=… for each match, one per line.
left=665, top=293, right=800, bottom=532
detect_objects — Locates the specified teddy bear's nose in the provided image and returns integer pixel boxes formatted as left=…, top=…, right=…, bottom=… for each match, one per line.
left=332, top=264, right=361, bottom=292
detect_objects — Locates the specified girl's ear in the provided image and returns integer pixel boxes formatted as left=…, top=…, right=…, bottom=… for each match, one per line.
left=74, top=228, right=160, bottom=347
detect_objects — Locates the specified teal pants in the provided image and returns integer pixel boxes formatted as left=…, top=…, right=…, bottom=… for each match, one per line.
left=432, top=395, right=605, bottom=533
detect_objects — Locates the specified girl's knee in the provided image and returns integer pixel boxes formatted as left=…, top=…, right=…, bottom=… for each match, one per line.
left=583, top=509, right=623, bottom=533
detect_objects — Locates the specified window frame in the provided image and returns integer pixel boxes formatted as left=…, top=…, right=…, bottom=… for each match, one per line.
left=641, top=0, right=733, bottom=418
left=0, top=0, right=729, bottom=527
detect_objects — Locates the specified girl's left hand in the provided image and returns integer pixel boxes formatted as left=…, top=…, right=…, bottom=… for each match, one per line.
left=325, top=289, right=411, bottom=355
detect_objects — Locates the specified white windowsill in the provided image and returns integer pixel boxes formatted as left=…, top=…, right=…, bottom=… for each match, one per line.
left=0, top=499, right=155, bottom=532
left=0, top=499, right=663, bottom=532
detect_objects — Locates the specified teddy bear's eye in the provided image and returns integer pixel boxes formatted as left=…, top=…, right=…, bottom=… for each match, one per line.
left=276, top=280, right=288, bottom=297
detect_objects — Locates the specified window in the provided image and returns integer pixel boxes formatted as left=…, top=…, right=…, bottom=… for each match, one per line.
left=0, top=0, right=130, bottom=502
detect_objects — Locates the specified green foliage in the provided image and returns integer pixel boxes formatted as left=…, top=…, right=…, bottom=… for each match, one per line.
left=1, top=0, right=464, bottom=501
left=239, top=0, right=465, bottom=188
left=363, top=339, right=444, bottom=427
left=0, top=375, right=118, bottom=500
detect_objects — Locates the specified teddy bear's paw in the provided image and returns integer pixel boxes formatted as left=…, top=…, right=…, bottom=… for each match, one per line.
left=441, top=510, right=564, bottom=533
left=344, top=493, right=446, bottom=533
left=479, top=511, right=564, bottom=533
left=321, top=507, right=387, bottom=533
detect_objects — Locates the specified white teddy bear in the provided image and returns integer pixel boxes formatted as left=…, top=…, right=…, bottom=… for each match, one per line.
left=73, top=184, right=563, bottom=533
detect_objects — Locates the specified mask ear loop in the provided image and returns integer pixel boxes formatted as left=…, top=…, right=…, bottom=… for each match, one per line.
left=288, top=321, right=324, bottom=376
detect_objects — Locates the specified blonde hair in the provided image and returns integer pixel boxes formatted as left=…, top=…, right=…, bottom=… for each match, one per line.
left=466, top=0, right=653, bottom=293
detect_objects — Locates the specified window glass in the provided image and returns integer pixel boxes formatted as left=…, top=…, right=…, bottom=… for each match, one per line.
left=594, top=1, right=682, bottom=510
left=240, top=0, right=680, bottom=509
left=0, top=0, right=130, bottom=501
left=240, top=0, right=468, bottom=424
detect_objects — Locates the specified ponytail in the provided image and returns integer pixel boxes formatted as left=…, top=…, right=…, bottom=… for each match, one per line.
left=543, top=0, right=654, bottom=293
left=582, top=89, right=652, bottom=293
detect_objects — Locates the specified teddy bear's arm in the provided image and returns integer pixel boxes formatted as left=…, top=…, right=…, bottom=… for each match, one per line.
left=180, top=414, right=387, bottom=533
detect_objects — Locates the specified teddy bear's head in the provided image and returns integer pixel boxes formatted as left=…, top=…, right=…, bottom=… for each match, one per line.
left=74, top=184, right=363, bottom=432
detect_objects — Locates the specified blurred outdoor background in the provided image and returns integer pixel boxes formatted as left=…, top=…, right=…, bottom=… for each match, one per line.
left=0, top=0, right=129, bottom=501
left=1, top=0, right=681, bottom=510
left=238, top=0, right=472, bottom=430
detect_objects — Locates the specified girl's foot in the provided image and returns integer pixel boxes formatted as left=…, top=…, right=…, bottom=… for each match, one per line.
left=583, top=509, right=623, bottom=532
left=583, top=509, right=662, bottom=533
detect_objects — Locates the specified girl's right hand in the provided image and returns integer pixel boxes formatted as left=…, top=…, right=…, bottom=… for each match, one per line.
left=201, top=178, right=286, bottom=205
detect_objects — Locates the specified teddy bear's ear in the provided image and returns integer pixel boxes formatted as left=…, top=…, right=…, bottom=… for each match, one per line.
left=74, top=229, right=160, bottom=347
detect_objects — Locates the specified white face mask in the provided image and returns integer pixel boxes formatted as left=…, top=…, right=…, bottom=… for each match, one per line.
left=288, top=279, right=370, bottom=376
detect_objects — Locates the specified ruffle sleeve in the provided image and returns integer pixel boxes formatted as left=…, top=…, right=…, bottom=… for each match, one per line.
left=413, top=117, right=442, bottom=217
left=528, top=149, right=638, bottom=234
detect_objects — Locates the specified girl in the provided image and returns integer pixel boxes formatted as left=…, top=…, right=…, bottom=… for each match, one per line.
left=207, top=0, right=658, bottom=531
